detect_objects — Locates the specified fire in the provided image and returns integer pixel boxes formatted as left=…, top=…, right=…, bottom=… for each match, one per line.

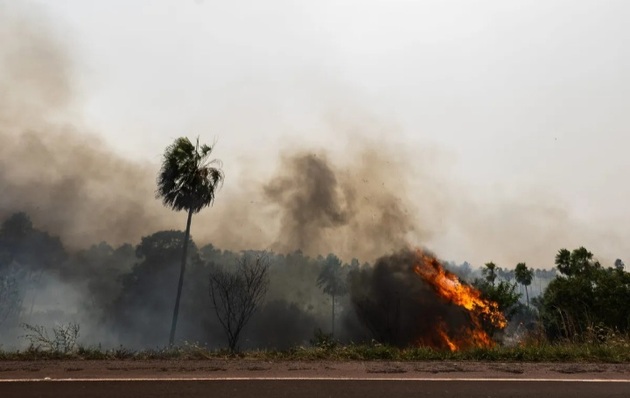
left=412, top=248, right=507, bottom=351
left=436, top=321, right=457, bottom=352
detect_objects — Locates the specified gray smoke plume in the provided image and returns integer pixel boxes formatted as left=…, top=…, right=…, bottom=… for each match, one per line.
left=263, top=150, right=420, bottom=262
left=264, top=153, right=352, bottom=250
left=0, top=6, right=179, bottom=249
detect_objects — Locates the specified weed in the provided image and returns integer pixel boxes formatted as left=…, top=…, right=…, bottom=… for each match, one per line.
left=310, top=329, right=338, bottom=350
left=20, top=323, right=80, bottom=354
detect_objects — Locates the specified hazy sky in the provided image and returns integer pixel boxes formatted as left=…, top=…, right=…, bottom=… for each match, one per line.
left=5, top=0, right=630, bottom=266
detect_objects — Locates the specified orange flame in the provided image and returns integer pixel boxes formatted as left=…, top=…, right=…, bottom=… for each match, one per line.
left=411, top=249, right=507, bottom=351
left=437, top=322, right=457, bottom=352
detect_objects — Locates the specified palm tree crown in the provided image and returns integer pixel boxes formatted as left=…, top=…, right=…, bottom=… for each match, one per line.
left=157, top=137, right=224, bottom=213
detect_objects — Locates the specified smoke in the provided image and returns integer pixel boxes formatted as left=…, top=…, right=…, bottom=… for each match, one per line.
left=262, top=149, right=421, bottom=261
left=0, top=6, right=425, bottom=262
left=3, top=4, right=626, bottom=269
left=0, top=6, right=182, bottom=249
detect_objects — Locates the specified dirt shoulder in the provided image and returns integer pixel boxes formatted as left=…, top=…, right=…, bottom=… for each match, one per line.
left=1, top=360, right=630, bottom=380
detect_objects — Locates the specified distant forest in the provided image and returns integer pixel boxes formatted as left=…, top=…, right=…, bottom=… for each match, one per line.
left=4, top=210, right=624, bottom=352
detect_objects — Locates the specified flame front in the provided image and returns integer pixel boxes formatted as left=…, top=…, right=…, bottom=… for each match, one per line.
left=436, top=321, right=457, bottom=352
left=412, top=249, right=507, bottom=351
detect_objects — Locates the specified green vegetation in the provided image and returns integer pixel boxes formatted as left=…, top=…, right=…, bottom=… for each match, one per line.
left=481, top=262, right=498, bottom=286
left=536, top=247, right=630, bottom=341
left=2, top=337, right=630, bottom=362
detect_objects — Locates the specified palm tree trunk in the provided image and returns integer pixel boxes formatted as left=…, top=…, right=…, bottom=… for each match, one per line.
left=332, top=293, right=335, bottom=338
left=525, top=285, right=530, bottom=308
left=169, top=208, right=193, bottom=346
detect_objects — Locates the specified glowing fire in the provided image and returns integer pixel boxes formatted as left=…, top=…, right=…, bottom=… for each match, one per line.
left=436, top=321, right=457, bottom=352
left=412, top=249, right=507, bottom=351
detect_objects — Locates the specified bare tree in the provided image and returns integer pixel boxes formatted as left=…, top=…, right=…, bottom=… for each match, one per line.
left=209, top=253, right=269, bottom=352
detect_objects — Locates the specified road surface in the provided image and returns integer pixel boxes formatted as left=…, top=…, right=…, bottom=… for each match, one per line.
left=1, top=360, right=629, bottom=397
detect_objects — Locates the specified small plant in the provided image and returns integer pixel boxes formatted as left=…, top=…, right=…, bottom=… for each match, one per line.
left=20, top=322, right=80, bottom=354
left=310, top=328, right=338, bottom=350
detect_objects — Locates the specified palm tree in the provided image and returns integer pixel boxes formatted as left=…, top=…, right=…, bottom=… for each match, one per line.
left=316, top=254, right=348, bottom=338
left=482, top=262, right=497, bottom=286
left=157, top=137, right=224, bottom=346
left=514, top=262, right=533, bottom=307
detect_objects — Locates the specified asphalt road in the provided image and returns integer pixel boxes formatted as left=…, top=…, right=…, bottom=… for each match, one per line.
left=2, top=360, right=630, bottom=397
left=1, top=379, right=630, bottom=398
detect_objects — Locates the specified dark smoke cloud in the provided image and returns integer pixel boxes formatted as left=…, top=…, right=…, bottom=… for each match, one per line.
left=264, top=153, right=352, bottom=249
left=262, top=149, right=422, bottom=262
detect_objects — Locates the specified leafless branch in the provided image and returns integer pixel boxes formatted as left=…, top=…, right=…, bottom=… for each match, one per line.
left=209, top=252, right=269, bottom=352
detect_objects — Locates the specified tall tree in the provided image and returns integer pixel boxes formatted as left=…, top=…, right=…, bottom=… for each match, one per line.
left=514, top=262, right=533, bottom=307
left=157, top=137, right=224, bottom=346
left=538, top=247, right=630, bottom=340
left=555, top=247, right=600, bottom=277
left=316, top=254, right=348, bottom=338
left=614, top=259, right=625, bottom=271
left=482, top=262, right=497, bottom=286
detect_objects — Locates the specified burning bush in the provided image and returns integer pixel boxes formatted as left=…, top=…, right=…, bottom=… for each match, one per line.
left=349, top=248, right=506, bottom=351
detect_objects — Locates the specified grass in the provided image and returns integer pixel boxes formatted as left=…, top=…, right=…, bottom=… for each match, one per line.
left=3, top=325, right=630, bottom=362
left=1, top=340, right=630, bottom=362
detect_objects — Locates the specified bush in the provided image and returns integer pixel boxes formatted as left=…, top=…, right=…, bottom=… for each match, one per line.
left=20, top=322, right=80, bottom=354
left=310, top=328, right=337, bottom=350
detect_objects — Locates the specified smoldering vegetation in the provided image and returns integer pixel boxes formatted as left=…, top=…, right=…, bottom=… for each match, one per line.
left=349, top=250, right=476, bottom=348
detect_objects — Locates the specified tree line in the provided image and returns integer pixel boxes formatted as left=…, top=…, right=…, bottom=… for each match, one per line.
left=1, top=136, right=629, bottom=351
left=0, top=211, right=366, bottom=350
left=1, top=209, right=628, bottom=350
